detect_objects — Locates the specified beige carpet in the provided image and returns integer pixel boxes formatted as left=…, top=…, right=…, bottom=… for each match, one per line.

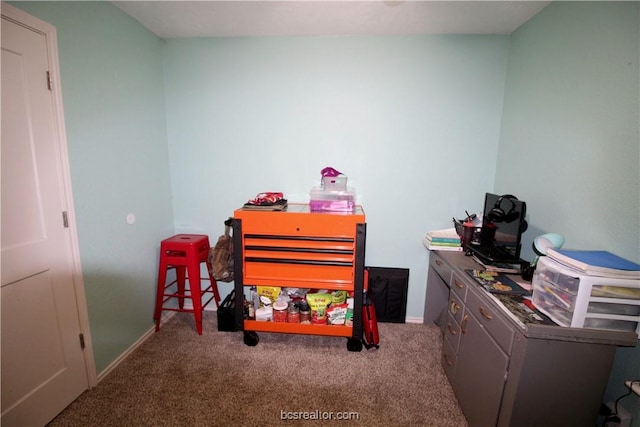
left=48, top=312, right=467, bottom=426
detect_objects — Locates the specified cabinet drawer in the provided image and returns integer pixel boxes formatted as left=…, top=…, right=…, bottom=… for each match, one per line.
left=450, top=271, right=468, bottom=299
left=441, top=337, right=457, bottom=382
left=430, top=253, right=452, bottom=285
left=444, top=312, right=461, bottom=352
left=464, top=287, right=514, bottom=354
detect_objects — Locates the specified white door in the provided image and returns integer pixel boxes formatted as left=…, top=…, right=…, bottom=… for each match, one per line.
left=1, top=5, right=95, bottom=426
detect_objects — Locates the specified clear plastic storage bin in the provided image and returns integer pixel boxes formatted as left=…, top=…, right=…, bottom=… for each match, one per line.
left=309, top=187, right=355, bottom=213
left=532, top=256, right=640, bottom=334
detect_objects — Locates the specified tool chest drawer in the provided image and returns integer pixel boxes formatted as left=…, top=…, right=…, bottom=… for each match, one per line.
left=242, top=234, right=356, bottom=287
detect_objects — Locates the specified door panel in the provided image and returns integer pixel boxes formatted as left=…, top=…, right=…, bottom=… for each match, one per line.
left=1, top=25, right=50, bottom=287
left=1, top=8, right=90, bottom=426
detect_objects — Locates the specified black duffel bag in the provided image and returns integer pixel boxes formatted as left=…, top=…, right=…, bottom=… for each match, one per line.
left=217, top=290, right=237, bottom=332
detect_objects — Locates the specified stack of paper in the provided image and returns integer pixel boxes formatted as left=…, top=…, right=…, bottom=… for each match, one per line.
left=424, top=228, right=462, bottom=252
left=547, top=248, right=640, bottom=279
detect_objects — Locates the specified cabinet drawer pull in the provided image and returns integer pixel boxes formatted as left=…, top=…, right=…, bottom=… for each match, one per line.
left=435, top=259, right=443, bottom=267
left=447, top=323, right=457, bottom=335
left=479, top=307, right=493, bottom=320
left=461, top=314, right=469, bottom=334
left=454, top=279, right=464, bottom=289
left=443, top=353, right=453, bottom=366
left=449, top=301, right=460, bottom=315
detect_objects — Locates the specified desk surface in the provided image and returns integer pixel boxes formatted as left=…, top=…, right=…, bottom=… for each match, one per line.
left=434, top=250, right=638, bottom=346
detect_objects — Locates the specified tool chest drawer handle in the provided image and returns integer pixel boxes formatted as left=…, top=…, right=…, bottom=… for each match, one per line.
left=245, top=257, right=353, bottom=267
left=245, top=234, right=354, bottom=243
left=245, top=245, right=353, bottom=255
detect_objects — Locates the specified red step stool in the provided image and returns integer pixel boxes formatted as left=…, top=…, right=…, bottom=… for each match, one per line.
left=154, top=234, right=221, bottom=334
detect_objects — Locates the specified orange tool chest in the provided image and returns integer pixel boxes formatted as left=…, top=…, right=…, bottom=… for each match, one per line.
left=232, top=204, right=366, bottom=351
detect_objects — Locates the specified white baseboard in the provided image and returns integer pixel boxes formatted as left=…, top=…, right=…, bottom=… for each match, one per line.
left=97, top=300, right=220, bottom=383
left=182, top=301, right=218, bottom=312
left=96, top=312, right=176, bottom=383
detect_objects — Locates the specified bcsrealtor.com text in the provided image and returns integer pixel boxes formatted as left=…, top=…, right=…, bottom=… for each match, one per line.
left=280, top=410, right=360, bottom=421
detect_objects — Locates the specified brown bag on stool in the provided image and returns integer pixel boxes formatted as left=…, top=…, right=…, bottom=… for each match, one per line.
left=209, top=218, right=234, bottom=282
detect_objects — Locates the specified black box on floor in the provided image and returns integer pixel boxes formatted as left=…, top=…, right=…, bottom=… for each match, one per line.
left=217, top=290, right=237, bottom=332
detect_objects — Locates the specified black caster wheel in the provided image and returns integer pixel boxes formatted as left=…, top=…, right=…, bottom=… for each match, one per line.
left=347, top=338, right=363, bottom=352
left=243, top=331, right=259, bottom=346
left=364, top=342, right=380, bottom=351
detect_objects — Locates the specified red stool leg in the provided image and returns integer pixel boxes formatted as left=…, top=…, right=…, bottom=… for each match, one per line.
left=210, top=272, right=221, bottom=308
left=175, top=266, right=186, bottom=309
left=206, top=265, right=221, bottom=308
left=186, top=252, right=204, bottom=335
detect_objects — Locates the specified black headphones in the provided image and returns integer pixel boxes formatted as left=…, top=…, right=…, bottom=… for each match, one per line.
left=487, top=194, right=520, bottom=223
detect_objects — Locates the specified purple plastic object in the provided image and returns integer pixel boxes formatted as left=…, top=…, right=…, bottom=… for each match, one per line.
left=321, top=167, right=343, bottom=177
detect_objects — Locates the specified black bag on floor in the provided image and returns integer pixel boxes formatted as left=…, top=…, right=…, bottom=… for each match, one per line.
left=217, top=290, right=236, bottom=332
left=367, top=266, right=409, bottom=323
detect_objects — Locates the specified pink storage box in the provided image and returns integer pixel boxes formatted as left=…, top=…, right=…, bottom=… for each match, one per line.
left=309, top=187, right=356, bottom=213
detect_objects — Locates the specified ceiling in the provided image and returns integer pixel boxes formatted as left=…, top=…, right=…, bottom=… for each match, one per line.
left=112, top=1, right=551, bottom=39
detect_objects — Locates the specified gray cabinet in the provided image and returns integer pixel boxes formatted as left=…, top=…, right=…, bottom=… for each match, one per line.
left=423, top=252, right=452, bottom=325
left=427, top=251, right=638, bottom=427
left=455, top=307, right=509, bottom=427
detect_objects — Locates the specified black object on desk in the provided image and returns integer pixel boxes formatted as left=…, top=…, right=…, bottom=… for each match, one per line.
left=468, top=193, right=528, bottom=263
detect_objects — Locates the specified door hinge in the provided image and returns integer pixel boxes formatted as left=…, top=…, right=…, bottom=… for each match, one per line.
left=62, top=211, right=69, bottom=228
left=79, top=333, right=85, bottom=350
left=46, top=71, right=53, bottom=90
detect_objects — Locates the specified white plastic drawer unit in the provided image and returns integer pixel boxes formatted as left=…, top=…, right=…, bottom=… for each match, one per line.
left=532, top=256, right=640, bottom=335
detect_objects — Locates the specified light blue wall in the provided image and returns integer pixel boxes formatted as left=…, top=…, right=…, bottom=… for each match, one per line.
left=162, top=34, right=509, bottom=308
left=11, top=2, right=175, bottom=374
left=10, top=3, right=639, bottom=413
left=499, top=1, right=640, bottom=421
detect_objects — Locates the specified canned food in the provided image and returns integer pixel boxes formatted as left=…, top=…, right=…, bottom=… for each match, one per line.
left=273, top=301, right=288, bottom=323
left=299, top=310, right=311, bottom=324
left=287, top=302, right=300, bottom=323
